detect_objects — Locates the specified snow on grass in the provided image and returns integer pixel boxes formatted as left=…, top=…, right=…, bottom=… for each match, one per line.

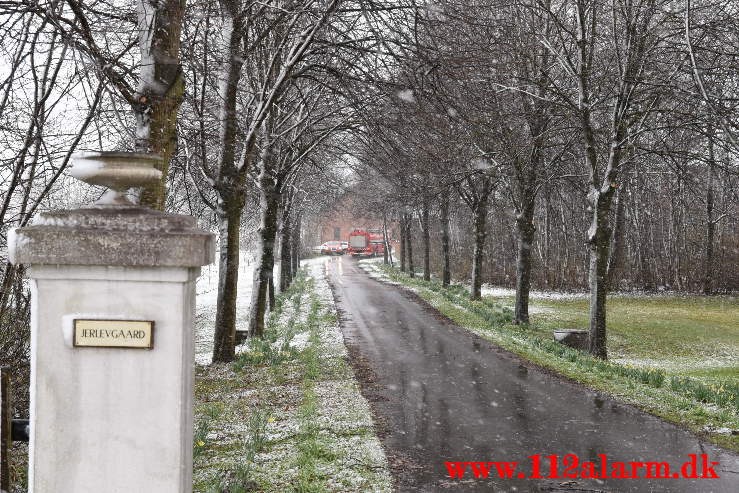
left=359, top=262, right=577, bottom=308
left=612, top=356, right=739, bottom=376
left=356, top=257, right=406, bottom=286
left=304, top=257, right=392, bottom=490
left=481, top=284, right=589, bottom=300
left=195, top=251, right=282, bottom=364
left=447, top=277, right=738, bottom=383
left=356, top=258, right=387, bottom=278
left=480, top=283, right=735, bottom=301
left=288, top=331, right=311, bottom=351
left=194, top=257, right=392, bottom=492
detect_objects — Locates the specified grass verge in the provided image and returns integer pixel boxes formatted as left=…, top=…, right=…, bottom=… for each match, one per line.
left=194, top=264, right=392, bottom=492
left=363, top=261, right=739, bottom=453
left=516, top=296, right=738, bottom=385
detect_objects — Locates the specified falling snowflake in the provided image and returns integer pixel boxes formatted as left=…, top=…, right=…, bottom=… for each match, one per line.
left=397, top=89, right=416, bottom=103
left=472, top=157, right=491, bottom=170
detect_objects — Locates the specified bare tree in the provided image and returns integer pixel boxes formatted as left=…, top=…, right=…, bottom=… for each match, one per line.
left=179, top=0, right=346, bottom=360
left=539, top=0, right=670, bottom=358
left=0, top=5, right=107, bottom=414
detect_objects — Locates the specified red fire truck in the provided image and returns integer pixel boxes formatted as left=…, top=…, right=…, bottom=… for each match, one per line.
left=347, top=229, right=386, bottom=257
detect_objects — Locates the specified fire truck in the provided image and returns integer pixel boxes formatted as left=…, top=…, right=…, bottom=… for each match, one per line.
left=347, top=229, right=386, bottom=257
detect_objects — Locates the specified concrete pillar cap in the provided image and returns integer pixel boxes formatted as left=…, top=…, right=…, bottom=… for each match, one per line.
left=9, top=207, right=215, bottom=268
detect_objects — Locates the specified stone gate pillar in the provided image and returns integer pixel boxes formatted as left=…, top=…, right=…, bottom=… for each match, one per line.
left=8, top=152, right=214, bottom=492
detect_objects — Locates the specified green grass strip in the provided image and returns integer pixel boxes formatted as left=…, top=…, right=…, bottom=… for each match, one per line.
left=194, top=270, right=311, bottom=492
left=290, top=291, right=333, bottom=492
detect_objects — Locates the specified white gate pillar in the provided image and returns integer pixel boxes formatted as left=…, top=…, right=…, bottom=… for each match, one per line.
left=8, top=152, right=214, bottom=493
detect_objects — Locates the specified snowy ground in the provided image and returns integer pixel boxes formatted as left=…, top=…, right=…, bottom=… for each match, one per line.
left=480, top=284, right=726, bottom=301
left=356, top=259, right=558, bottom=313
left=195, top=252, right=277, bottom=365
left=193, top=256, right=392, bottom=492
left=355, top=257, right=581, bottom=301
left=357, top=259, right=720, bottom=315
left=356, top=257, right=400, bottom=284
left=481, top=285, right=587, bottom=300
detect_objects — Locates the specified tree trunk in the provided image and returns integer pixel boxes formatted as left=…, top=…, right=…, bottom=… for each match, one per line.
left=247, top=156, right=280, bottom=338
left=422, top=197, right=431, bottom=281
left=0, top=264, right=17, bottom=317
left=279, top=205, right=292, bottom=293
left=470, top=199, right=489, bottom=300
left=135, top=0, right=186, bottom=210
left=210, top=2, right=246, bottom=357
left=382, top=215, right=389, bottom=265
left=291, top=213, right=301, bottom=277
left=212, top=199, right=242, bottom=362
left=703, top=132, right=716, bottom=294
left=400, top=215, right=407, bottom=272
left=543, top=183, right=552, bottom=287
left=587, top=192, right=615, bottom=360
left=440, top=194, right=451, bottom=286
left=584, top=116, right=624, bottom=359
left=406, top=214, right=415, bottom=278
left=607, top=184, right=627, bottom=288
left=385, top=216, right=394, bottom=265
left=514, top=201, right=535, bottom=324
left=267, top=277, right=275, bottom=313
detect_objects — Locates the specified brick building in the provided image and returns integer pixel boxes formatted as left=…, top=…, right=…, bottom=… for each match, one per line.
left=309, top=196, right=400, bottom=254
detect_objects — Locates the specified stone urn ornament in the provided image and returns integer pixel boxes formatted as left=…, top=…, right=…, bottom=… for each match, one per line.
left=70, top=151, right=162, bottom=207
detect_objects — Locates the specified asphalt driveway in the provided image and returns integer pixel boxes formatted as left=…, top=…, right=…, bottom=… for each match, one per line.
left=325, top=256, right=739, bottom=492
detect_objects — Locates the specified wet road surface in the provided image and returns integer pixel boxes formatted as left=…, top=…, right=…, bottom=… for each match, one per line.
left=324, top=256, right=739, bottom=492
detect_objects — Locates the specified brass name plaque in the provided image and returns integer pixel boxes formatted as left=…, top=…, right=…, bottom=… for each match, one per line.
left=73, top=319, right=154, bottom=349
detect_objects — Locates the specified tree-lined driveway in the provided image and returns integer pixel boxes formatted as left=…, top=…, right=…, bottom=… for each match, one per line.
left=325, top=256, right=739, bottom=492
